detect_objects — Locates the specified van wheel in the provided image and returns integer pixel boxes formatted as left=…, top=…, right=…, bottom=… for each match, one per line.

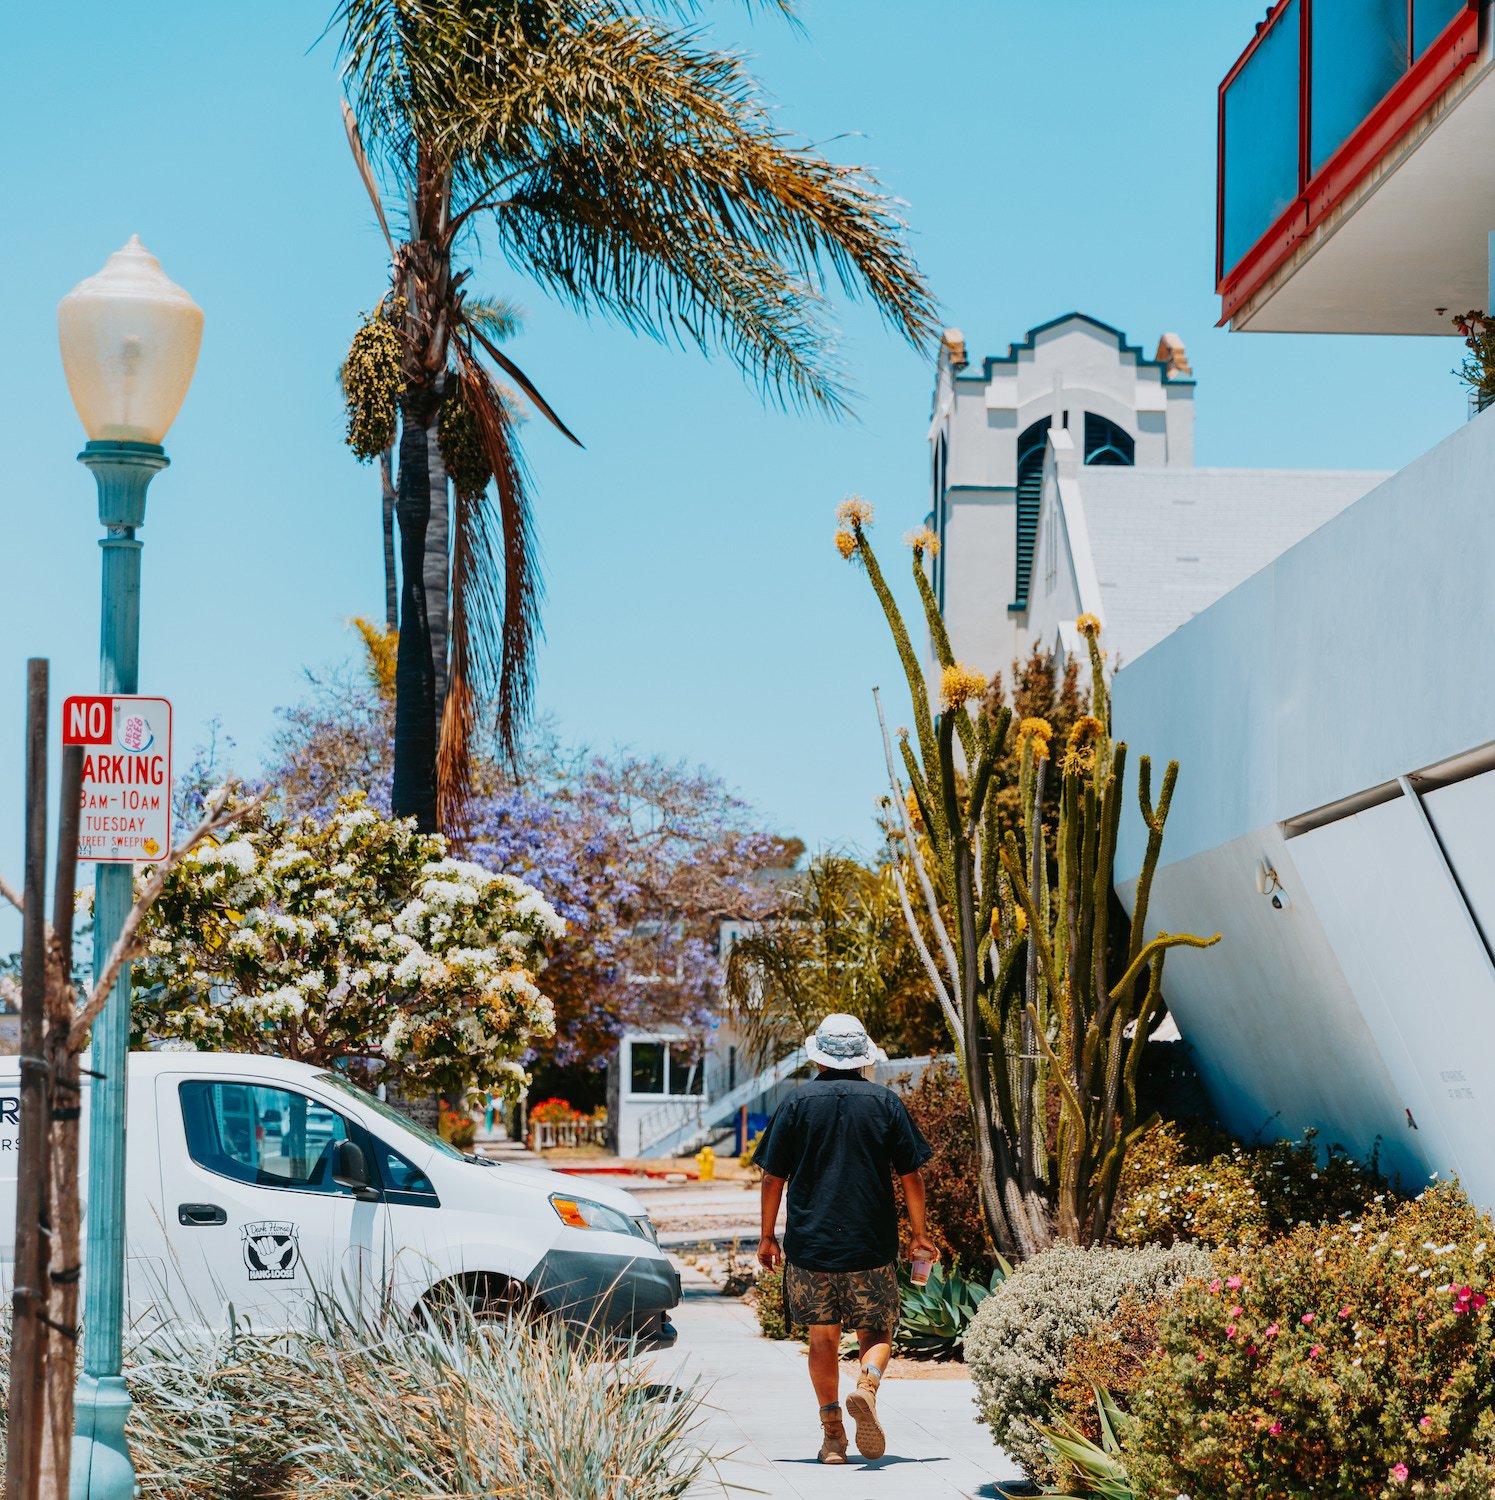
left=419, top=1273, right=540, bottom=1329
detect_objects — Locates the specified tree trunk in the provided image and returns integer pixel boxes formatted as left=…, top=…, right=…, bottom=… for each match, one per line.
left=381, top=446, right=398, bottom=632
left=423, top=374, right=450, bottom=735
left=391, top=388, right=442, bottom=831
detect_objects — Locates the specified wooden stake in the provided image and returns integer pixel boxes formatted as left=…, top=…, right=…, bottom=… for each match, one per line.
left=7, top=660, right=51, bottom=1500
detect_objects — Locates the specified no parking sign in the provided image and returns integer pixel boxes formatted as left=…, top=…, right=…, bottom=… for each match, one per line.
left=63, top=695, right=172, bottom=862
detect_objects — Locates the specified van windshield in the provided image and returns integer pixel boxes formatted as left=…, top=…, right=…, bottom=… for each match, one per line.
left=314, top=1073, right=466, bottom=1161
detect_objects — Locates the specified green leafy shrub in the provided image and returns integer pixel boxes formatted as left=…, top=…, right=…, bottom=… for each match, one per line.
left=896, top=1261, right=1005, bottom=1359
left=1126, top=1181, right=1495, bottom=1500
left=897, top=1060, right=998, bottom=1274
left=1114, top=1120, right=1388, bottom=1249
left=965, top=1240, right=1211, bottom=1479
left=754, top=1266, right=795, bottom=1341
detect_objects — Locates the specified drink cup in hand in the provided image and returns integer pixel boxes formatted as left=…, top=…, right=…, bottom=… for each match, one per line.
left=911, top=1256, right=935, bottom=1286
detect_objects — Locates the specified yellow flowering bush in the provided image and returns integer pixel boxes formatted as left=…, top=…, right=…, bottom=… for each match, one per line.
left=1076, top=612, right=1102, bottom=638
left=1126, top=1183, right=1495, bottom=1499
left=1114, top=1121, right=1388, bottom=1249
left=903, top=525, right=940, bottom=555
left=833, top=529, right=857, bottom=559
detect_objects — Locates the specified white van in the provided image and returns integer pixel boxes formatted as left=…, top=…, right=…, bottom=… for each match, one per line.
left=0, top=1052, right=680, bottom=1345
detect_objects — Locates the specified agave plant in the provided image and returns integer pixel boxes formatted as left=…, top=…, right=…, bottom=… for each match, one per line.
left=1018, top=1387, right=1136, bottom=1500
left=895, top=1260, right=1008, bottom=1360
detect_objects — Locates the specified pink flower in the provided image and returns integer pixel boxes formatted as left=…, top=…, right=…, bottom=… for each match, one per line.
left=1474, top=1293, right=1488, bottom=1310
left=1226, top=1324, right=1237, bottom=1339
left=1226, top=1276, right=1243, bottom=1290
left=1209, top=1279, right=1222, bottom=1293
left=1229, top=1305, right=1244, bottom=1318
left=1391, top=1462, right=1409, bottom=1485
left=1420, top=1417, right=1433, bottom=1431
left=1339, top=1305, right=1352, bottom=1318
left=1196, top=1353, right=1206, bottom=1363
left=1301, top=1312, right=1315, bottom=1325
left=1269, top=1422, right=1282, bottom=1436
left=1308, top=1345, right=1322, bottom=1359
left=1264, top=1323, right=1279, bottom=1338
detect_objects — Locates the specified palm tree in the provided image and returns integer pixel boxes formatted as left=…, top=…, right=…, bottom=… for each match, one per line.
left=330, top=0, right=939, bottom=835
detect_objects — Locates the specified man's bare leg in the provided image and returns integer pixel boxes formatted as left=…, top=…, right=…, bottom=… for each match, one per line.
left=807, top=1324, right=848, bottom=1463
left=844, top=1326, right=890, bottom=1459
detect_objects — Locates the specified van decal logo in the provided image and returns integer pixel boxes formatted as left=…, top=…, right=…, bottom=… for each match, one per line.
left=241, top=1220, right=299, bottom=1281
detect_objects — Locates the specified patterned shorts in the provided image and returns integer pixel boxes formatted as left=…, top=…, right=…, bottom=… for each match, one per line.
left=783, top=1260, right=899, bottom=1334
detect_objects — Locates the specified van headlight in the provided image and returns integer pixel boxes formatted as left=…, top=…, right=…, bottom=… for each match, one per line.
left=549, top=1192, right=649, bottom=1239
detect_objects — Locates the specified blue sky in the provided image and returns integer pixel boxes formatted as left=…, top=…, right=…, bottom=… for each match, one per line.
left=0, top=0, right=1469, bottom=920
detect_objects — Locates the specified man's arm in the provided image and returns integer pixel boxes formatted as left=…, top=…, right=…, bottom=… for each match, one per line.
left=758, top=1172, right=786, bottom=1269
left=899, top=1169, right=938, bottom=1262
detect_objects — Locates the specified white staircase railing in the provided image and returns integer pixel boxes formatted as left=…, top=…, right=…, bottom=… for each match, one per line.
left=636, top=1048, right=806, bottom=1159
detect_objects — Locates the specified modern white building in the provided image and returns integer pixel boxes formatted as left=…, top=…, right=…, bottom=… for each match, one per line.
left=1105, top=0, right=1495, bottom=1200
left=930, top=312, right=1385, bottom=680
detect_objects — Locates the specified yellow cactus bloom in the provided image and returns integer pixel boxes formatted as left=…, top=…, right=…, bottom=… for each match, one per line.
left=940, top=662, right=988, bottom=712
left=904, top=526, right=941, bottom=556
left=1068, top=714, right=1105, bottom=746
left=834, top=529, right=858, bottom=559
left=1014, top=906, right=1028, bottom=935
left=905, top=789, right=924, bottom=830
left=1061, top=745, right=1095, bottom=778
left=836, top=495, right=875, bottom=529
left=1076, top=612, right=1102, bottom=639
left=1018, top=716, right=1054, bottom=743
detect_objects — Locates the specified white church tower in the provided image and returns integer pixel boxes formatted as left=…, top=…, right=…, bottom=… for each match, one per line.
left=928, top=313, right=1196, bottom=679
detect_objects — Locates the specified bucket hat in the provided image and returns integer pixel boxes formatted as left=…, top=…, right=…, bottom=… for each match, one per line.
left=803, top=1013, right=886, bottom=1071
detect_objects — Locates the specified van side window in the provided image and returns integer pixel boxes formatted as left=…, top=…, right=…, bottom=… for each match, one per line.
left=368, top=1136, right=438, bottom=1203
left=180, top=1081, right=354, bottom=1195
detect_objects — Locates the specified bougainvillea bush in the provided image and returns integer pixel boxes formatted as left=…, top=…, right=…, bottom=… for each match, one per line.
left=1114, top=1120, right=1388, bottom=1249
left=133, top=793, right=562, bottom=1102
left=1126, top=1182, right=1495, bottom=1499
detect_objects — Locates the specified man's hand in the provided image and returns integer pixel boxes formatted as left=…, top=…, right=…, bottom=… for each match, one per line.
left=757, top=1235, right=783, bottom=1271
left=908, top=1233, right=938, bottom=1264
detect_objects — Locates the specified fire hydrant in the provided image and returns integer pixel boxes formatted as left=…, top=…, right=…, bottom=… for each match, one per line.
left=695, top=1145, right=716, bottom=1182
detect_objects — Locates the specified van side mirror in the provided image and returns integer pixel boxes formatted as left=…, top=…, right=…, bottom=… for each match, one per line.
left=331, top=1140, right=379, bottom=1201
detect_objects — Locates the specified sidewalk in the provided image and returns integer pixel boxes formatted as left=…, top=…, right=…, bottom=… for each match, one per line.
left=646, top=1268, right=1025, bottom=1500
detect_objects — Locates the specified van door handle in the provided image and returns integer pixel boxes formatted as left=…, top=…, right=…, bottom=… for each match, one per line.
left=178, top=1203, right=227, bottom=1226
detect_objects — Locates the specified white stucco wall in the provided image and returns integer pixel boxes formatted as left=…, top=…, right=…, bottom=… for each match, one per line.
left=1111, top=407, right=1495, bottom=1199
left=1113, top=408, right=1495, bottom=877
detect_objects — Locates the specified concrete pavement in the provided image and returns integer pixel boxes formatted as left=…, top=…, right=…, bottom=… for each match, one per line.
left=645, top=1268, right=1025, bottom=1500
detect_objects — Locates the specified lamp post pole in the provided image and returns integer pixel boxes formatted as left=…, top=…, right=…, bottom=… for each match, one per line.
left=69, top=442, right=167, bottom=1500
left=57, top=235, right=202, bottom=1500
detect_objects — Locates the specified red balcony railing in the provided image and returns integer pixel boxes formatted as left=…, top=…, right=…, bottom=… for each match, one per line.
left=1217, top=0, right=1481, bottom=325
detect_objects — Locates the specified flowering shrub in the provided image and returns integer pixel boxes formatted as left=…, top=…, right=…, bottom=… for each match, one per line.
left=529, top=1097, right=580, bottom=1124
left=1114, top=1120, right=1387, bottom=1249
left=1126, top=1182, right=1495, bottom=1499
left=897, top=1060, right=998, bottom=1274
left=133, top=793, right=562, bottom=1102
left=965, top=1240, right=1212, bottom=1479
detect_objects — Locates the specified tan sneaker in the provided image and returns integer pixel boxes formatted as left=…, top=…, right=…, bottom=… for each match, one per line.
left=818, top=1406, right=848, bottom=1464
left=844, top=1369, right=886, bottom=1459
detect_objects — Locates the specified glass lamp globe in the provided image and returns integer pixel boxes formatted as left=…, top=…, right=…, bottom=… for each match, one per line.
left=57, top=236, right=203, bottom=445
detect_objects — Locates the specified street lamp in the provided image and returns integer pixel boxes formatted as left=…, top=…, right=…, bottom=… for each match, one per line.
left=58, top=236, right=202, bottom=1500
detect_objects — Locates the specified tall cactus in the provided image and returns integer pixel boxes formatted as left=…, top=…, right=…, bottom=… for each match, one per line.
left=837, top=500, right=1217, bottom=1254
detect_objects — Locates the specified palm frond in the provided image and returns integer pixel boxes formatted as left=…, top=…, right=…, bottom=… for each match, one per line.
left=462, top=295, right=524, bottom=345
left=464, top=317, right=584, bottom=446
left=442, top=344, right=543, bottom=808
left=340, top=98, right=396, bottom=253
left=338, top=0, right=939, bottom=413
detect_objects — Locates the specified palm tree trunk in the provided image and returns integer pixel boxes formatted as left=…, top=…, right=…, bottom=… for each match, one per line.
left=381, top=446, right=398, bottom=632
left=423, top=373, right=450, bottom=733
left=391, top=387, right=442, bottom=830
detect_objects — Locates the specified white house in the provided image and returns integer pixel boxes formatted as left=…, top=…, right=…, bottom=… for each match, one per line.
left=930, top=312, right=1385, bottom=682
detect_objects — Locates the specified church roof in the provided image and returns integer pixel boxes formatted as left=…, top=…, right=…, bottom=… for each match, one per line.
left=1076, top=466, right=1388, bottom=669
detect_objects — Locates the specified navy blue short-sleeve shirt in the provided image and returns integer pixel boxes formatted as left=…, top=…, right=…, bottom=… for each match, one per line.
left=756, top=1071, right=933, bottom=1272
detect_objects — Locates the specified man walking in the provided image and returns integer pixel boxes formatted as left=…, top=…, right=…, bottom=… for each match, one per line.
left=755, top=1014, right=937, bottom=1464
